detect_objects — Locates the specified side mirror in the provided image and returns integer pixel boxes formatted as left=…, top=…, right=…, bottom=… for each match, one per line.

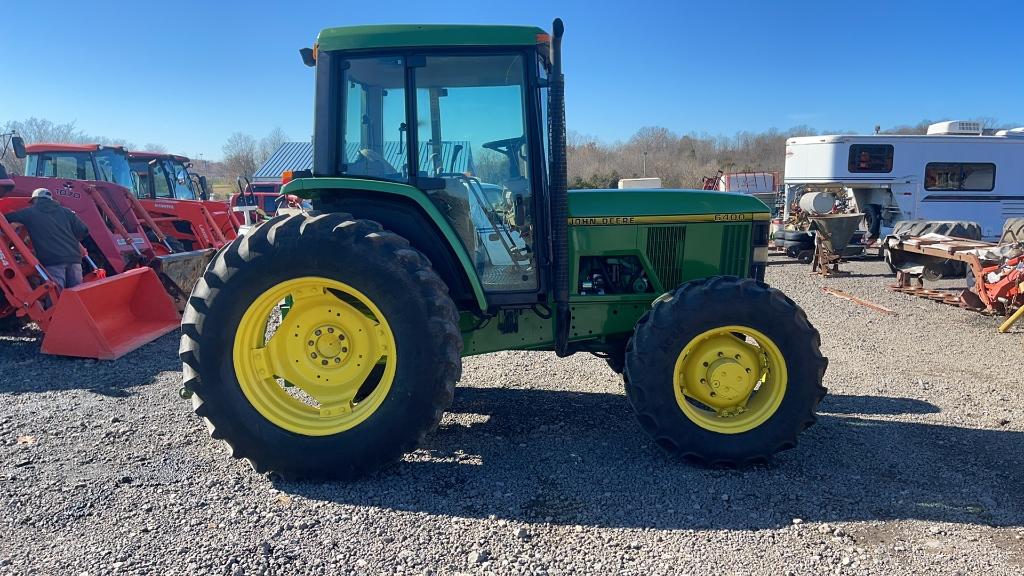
left=299, top=47, right=316, bottom=68
left=198, top=175, right=209, bottom=200
left=12, top=136, right=26, bottom=159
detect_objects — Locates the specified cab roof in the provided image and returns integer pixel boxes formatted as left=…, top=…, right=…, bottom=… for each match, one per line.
left=316, top=24, right=548, bottom=53
left=25, top=143, right=124, bottom=153
left=128, top=151, right=191, bottom=163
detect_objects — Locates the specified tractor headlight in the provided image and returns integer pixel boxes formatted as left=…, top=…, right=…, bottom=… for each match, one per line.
left=750, top=220, right=769, bottom=282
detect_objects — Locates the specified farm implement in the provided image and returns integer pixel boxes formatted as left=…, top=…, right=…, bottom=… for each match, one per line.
left=885, top=221, right=1024, bottom=332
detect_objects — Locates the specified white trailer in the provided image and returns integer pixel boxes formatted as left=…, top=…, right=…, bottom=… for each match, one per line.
left=617, top=177, right=662, bottom=189
left=714, top=171, right=779, bottom=209
left=784, top=121, right=1024, bottom=241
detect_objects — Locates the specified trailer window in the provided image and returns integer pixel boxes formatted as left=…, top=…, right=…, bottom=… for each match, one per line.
left=848, top=144, right=894, bottom=173
left=925, top=163, right=995, bottom=192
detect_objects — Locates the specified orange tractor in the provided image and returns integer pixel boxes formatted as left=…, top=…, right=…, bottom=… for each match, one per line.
left=127, top=151, right=239, bottom=249
left=1, top=137, right=211, bottom=359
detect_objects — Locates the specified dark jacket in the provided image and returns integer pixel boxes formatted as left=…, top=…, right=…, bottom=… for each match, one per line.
left=6, top=198, right=90, bottom=265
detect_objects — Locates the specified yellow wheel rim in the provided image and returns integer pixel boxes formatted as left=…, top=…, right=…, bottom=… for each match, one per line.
left=232, top=276, right=397, bottom=436
left=672, top=325, right=787, bottom=434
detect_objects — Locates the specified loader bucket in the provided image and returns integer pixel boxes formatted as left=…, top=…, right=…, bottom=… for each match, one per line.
left=150, top=248, right=216, bottom=310
left=40, top=267, right=180, bottom=360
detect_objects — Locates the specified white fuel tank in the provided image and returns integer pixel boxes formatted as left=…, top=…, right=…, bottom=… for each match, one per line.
left=799, top=192, right=834, bottom=215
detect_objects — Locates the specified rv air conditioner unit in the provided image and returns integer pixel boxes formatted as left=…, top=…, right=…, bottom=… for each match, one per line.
left=994, top=127, right=1024, bottom=137
left=927, top=120, right=983, bottom=136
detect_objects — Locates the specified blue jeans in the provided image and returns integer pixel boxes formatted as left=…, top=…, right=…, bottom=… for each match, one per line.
left=44, top=263, right=83, bottom=290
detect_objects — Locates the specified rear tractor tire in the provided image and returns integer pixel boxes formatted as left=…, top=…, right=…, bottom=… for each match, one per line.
left=179, top=214, right=462, bottom=480
left=624, top=276, right=827, bottom=465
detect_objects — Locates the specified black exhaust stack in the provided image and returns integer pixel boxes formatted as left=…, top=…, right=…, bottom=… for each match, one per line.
left=548, top=18, right=570, bottom=357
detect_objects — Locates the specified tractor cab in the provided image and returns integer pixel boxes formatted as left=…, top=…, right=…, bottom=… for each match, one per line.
left=24, top=144, right=138, bottom=193
left=128, top=152, right=209, bottom=201
left=306, top=28, right=551, bottom=301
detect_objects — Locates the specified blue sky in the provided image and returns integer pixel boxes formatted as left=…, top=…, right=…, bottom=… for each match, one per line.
left=2, top=0, right=1021, bottom=161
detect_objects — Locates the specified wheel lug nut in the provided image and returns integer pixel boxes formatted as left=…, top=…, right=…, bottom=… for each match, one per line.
left=315, top=329, right=322, bottom=336
left=308, top=340, right=314, bottom=346
left=717, top=352, right=723, bottom=357
left=321, top=360, right=328, bottom=366
left=327, top=327, right=334, bottom=333
left=311, top=353, right=317, bottom=359
left=734, top=354, right=741, bottom=360
left=341, top=347, right=348, bottom=353
left=334, top=358, right=340, bottom=364
left=339, top=334, right=345, bottom=340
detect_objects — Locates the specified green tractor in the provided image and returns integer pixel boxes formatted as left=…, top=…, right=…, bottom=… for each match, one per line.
left=180, top=20, right=827, bottom=479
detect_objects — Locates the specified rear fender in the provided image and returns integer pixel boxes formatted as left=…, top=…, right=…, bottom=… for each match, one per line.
left=282, top=177, right=486, bottom=311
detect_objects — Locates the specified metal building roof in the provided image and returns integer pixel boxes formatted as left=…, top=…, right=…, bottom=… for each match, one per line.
left=253, top=141, right=314, bottom=182
left=254, top=141, right=474, bottom=181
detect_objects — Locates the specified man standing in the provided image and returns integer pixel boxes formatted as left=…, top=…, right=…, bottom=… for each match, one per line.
left=7, top=188, right=90, bottom=290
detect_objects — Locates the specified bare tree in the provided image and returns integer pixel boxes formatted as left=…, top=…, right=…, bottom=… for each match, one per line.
left=222, top=132, right=259, bottom=180
left=258, top=127, right=288, bottom=166
left=1, top=117, right=138, bottom=174
left=142, top=143, right=168, bottom=154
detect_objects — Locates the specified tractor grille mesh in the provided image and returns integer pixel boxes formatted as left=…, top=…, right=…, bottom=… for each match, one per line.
left=646, top=226, right=686, bottom=289
left=719, top=224, right=750, bottom=277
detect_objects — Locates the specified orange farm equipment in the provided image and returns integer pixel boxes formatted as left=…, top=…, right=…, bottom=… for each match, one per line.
left=127, top=151, right=238, bottom=249
left=0, top=196, right=180, bottom=359
left=2, top=173, right=214, bottom=309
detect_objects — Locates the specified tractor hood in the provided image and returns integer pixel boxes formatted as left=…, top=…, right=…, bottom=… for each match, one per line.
left=568, top=189, right=770, bottom=224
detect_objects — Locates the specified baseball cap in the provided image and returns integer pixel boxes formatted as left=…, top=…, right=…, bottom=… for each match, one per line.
left=31, top=188, right=53, bottom=200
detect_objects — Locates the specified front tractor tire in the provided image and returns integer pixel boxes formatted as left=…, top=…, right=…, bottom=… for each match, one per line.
left=179, top=214, right=462, bottom=480
left=624, top=276, right=827, bottom=466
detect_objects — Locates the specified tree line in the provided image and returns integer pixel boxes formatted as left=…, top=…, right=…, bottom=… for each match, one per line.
left=4, top=116, right=1014, bottom=189
left=565, top=117, right=1013, bottom=189
left=1, top=118, right=167, bottom=175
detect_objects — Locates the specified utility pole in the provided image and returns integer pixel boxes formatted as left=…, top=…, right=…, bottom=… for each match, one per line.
left=642, top=151, right=647, bottom=177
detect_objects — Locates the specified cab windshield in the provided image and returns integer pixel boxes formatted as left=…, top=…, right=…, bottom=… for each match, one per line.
left=94, top=149, right=137, bottom=192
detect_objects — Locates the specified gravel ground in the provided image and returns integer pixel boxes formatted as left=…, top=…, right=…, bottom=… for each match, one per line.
left=2, top=256, right=1022, bottom=575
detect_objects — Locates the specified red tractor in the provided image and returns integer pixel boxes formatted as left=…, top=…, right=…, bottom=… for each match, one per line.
left=127, top=151, right=238, bottom=249
left=0, top=136, right=183, bottom=359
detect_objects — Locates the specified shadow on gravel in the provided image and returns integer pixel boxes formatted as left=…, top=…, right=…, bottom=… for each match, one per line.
left=0, top=332, right=180, bottom=396
left=282, top=386, right=1022, bottom=530
left=819, top=394, right=940, bottom=415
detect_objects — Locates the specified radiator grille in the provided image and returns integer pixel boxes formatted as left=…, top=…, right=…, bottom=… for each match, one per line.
left=646, top=226, right=686, bottom=289
left=719, top=224, right=750, bottom=277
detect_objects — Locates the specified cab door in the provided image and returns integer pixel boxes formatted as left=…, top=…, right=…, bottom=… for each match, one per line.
left=411, top=53, right=540, bottom=297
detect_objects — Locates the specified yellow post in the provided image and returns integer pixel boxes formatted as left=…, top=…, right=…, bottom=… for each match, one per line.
left=998, top=304, right=1024, bottom=334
